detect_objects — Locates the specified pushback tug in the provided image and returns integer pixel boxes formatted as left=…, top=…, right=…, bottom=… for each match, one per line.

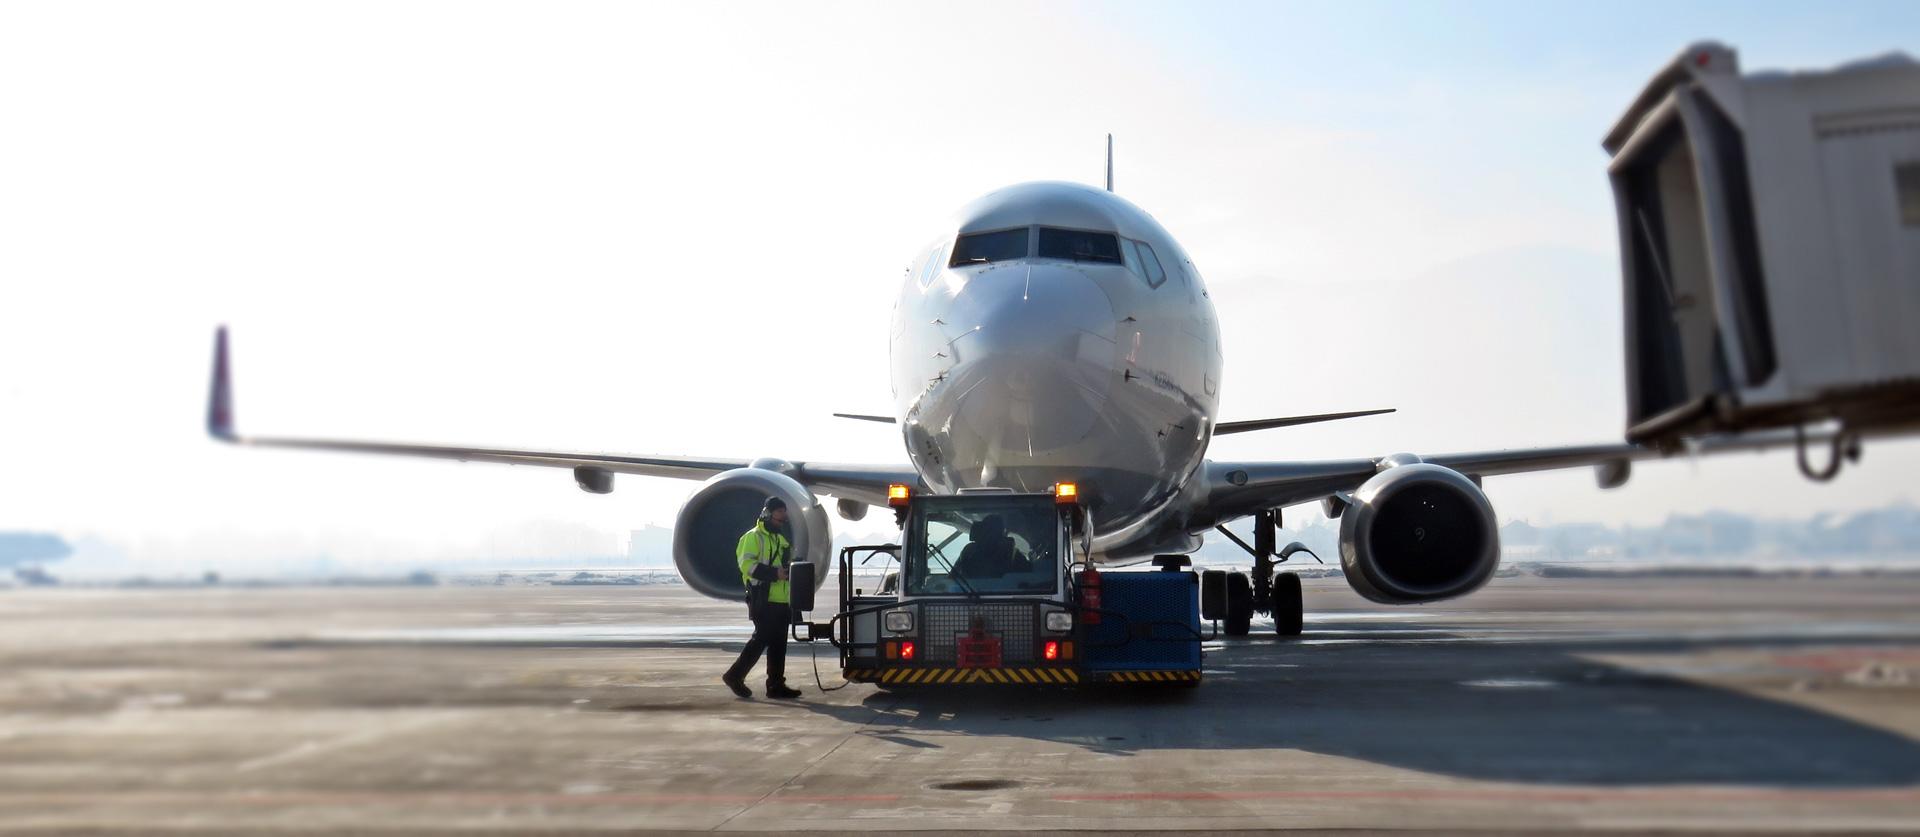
left=786, top=483, right=1218, bottom=687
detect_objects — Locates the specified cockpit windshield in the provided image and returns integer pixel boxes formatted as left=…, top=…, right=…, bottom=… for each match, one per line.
left=1037, top=227, right=1122, bottom=263
left=905, top=497, right=1062, bottom=596
left=949, top=228, right=1030, bottom=266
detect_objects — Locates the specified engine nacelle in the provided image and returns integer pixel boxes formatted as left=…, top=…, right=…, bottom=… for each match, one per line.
left=1338, top=461, right=1500, bottom=604
left=671, top=466, right=831, bottom=600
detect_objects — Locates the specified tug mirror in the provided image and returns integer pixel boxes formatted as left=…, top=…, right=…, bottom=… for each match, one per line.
left=787, top=561, right=816, bottom=615
left=1200, top=569, right=1227, bottom=621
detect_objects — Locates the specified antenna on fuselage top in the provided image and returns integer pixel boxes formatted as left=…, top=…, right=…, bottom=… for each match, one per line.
left=1104, top=133, right=1114, bottom=192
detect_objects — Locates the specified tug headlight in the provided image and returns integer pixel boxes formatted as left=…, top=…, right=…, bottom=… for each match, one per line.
left=884, top=609, right=915, bottom=634
left=1044, top=610, right=1074, bottom=633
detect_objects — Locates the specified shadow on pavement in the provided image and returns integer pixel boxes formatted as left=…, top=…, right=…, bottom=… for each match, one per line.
left=268, top=615, right=1920, bottom=788
left=783, top=621, right=1920, bottom=788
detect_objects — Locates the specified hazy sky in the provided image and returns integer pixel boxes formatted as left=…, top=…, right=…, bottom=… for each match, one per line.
left=3, top=1, right=1916, bottom=570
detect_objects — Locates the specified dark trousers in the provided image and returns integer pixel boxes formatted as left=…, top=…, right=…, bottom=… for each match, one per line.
left=725, top=602, right=791, bottom=686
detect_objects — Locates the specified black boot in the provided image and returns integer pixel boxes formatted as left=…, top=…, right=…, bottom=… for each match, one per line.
left=765, top=682, right=802, bottom=700
left=721, top=673, right=751, bottom=698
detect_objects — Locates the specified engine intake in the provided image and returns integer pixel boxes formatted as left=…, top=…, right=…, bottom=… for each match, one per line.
left=671, top=467, right=830, bottom=600
left=1338, top=462, right=1499, bottom=604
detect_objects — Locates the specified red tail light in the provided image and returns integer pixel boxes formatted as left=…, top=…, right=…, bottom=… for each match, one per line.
left=900, top=640, right=916, bottom=661
left=1043, top=640, right=1060, bottom=661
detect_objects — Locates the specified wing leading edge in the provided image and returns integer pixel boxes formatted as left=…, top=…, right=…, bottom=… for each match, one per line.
left=206, top=328, right=917, bottom=506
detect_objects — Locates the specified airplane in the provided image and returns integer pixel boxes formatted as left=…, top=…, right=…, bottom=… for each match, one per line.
left=205, top=161, right=1837, bottom=635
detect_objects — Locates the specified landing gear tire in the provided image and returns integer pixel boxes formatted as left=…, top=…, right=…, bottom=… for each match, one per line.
left=1224, top=572, right=1253, bottom=636
left=1272, top=571, right=1303, bottom=637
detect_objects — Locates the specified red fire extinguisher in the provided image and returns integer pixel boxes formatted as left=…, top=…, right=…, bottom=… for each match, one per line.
left=1078, top=566, right=1102, bottom=625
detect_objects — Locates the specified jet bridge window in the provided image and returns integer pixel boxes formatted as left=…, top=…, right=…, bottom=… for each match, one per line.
left=949, top=228, right=1030, bottom=266
left=1037, top=227, right=1123, bottom=263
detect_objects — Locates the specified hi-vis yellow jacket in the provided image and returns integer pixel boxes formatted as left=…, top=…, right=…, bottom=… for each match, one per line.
left=736, top=520, right=791, bottom=604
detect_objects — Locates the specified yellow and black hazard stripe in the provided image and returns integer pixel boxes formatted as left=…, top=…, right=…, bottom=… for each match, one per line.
left=843, top=667, right=1082, bottom=685
left=1096, top=670, right=1202, bottom=684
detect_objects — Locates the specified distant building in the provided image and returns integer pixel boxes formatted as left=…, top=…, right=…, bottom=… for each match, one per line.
left=626, top=526, right=676, bottom=567
left=14, top=566, right=58, bottom=586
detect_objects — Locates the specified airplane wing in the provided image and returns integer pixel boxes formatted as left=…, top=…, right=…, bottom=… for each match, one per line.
left=1213, top=408, right=1394, bottom=435
left=1198, top=429, right=1844, bottom=528
left=206, top=328, right=918, bottom=506
left=832, top=408, right=1397, bottom=434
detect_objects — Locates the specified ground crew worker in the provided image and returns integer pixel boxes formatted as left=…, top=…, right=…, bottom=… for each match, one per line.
left=721, top=497, right=802, bottom=699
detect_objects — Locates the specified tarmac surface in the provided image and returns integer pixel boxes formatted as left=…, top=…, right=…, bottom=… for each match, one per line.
left=3, top=574, right=1920, bottom=833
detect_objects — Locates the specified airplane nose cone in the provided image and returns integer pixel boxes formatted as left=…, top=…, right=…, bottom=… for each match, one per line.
left=932, top=264, right=1119, bottom=472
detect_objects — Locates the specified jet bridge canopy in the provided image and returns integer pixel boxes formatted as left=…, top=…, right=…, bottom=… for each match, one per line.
left=1605, top=42, right=1920, bottom=448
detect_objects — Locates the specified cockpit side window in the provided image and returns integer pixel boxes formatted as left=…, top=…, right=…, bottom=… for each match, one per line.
left=1121, top=238, right=1143, bottom=275
left=949, top=228, right=1030, bottom=266
left=1132, top=239, right=1168, bottom=288
left=1037, top=227, right=1122, bottom=263
left=918, top=243, right=948, bottom=286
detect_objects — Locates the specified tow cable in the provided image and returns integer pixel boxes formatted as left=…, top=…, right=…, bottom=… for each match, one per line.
left=801, top=621, right=853, bottom=692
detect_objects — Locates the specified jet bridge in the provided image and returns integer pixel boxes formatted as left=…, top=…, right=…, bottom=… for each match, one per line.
left=1605, top=42, right=1920, bottom=477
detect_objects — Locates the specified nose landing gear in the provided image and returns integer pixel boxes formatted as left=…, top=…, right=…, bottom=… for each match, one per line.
left=1212, top=509, right=1317, bottom=637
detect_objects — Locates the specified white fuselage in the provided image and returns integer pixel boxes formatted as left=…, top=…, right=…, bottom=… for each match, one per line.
left=890, top=182, right=1223, bottom=559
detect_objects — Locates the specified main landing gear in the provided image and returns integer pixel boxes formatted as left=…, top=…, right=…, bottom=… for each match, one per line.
left=1206, top=509, right=1318, bottom=637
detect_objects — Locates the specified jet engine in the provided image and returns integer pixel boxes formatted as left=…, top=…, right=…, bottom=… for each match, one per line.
left=1337, top=460, right=1500, bottom=604
left=671, top=466, right=831, bottom=600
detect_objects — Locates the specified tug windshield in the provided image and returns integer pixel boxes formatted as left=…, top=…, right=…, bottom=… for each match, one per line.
left=905, top=497, right=1062, bottom=596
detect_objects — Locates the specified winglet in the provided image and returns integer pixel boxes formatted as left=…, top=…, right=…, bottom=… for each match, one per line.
left=208, top=326, right=237, bottom=442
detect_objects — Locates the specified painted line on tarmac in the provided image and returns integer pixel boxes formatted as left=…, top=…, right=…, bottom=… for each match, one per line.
left=1047, top=786, right=1920, bottom=803
left=312, top=624, right=752, bottom=644
left=1279, top=622, right=1920, bottom=646
left=1, top=790, right=902, bottom=807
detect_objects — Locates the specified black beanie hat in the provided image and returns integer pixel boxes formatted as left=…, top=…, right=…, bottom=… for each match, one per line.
left=762, top=496, right=787, bottom=514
